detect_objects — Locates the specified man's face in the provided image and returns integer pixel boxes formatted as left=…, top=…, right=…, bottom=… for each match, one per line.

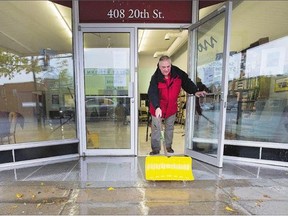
left=159, top=60, right=171, bottom=78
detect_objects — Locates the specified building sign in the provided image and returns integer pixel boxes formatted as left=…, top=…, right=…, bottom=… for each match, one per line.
left=79, top=1, right=192, bottom=23
left=52, top=0, right=224, bottom=23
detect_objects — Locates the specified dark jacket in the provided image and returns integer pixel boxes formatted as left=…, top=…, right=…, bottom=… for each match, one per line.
left=148, top=65, right=198, bottom=118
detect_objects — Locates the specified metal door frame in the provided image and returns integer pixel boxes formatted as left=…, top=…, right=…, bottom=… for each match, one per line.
left=185, top=1, right=232, bottom=167
left=78, top=26, right=137, bottom=156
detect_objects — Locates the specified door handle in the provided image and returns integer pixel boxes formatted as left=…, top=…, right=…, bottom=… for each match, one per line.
left=129, top=82, right=134, bottom=98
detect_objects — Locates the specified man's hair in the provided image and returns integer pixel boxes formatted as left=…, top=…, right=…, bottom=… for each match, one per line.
left=159, top=55, right=171, bottom=62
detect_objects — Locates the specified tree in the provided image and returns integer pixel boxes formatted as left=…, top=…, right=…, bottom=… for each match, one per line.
left=0, top=48, right=42, bottom=79
left=0, top=49, right=74, bottom=128
left=0, top=49, right=43, bottom=126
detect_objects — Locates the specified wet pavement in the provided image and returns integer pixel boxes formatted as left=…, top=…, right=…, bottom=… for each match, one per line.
left=0, top=157, right=288, bottom=215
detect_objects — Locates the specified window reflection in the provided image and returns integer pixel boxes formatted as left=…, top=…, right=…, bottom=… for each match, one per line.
left=226, top=36, right=288, bottom=144
left=0, top=52, right=76, bottom=144
left=0, top=1, right=76, bottom=144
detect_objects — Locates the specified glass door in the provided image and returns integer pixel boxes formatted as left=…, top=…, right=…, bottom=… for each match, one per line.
left=80, top=28, right=136, bottom=156
left=185, top=2, right=232, bottom=167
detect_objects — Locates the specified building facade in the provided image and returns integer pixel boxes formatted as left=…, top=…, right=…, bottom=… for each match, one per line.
left=0, top=0, right=287, bottom=167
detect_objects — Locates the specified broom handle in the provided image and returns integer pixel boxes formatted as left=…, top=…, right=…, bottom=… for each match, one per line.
left=159, top=117, right=168, bottom=156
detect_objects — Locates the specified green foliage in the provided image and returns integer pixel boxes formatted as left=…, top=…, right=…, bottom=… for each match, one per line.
left=0, top=49, right=42, bottom=79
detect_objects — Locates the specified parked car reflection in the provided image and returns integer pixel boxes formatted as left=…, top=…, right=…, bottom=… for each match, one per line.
left=85, top=97, right=117, bottom=121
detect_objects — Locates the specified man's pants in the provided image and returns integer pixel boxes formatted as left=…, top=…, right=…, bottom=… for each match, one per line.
left=151, top=114, right=176, bottom=151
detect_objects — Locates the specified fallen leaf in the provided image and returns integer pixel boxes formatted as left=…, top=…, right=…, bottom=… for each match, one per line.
left=16, top=193, right=23, bottom=199
left=108, top=187, right=115, bottom=191
left=232, top=196, right=239, bottom=201
left=36, top=203, right=42, bottom=208
left=255, top=199, right=264, bottom=207
left=225, top=206, right=235, bottom=212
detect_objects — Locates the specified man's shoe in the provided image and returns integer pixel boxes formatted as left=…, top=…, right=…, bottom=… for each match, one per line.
left=149, top=150, right=160, bottom=155
left=166, top=147, right=174, bottom=153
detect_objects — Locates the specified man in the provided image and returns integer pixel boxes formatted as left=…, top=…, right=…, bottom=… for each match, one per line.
left=147, top=55, right=207, bottom=155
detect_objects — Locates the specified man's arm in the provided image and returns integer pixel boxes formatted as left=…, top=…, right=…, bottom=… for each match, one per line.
left=175, top=67, right=207, bottom=97
left=175, top=67, right=198, bottom=94
left=148, top=74, right=160, bottom=109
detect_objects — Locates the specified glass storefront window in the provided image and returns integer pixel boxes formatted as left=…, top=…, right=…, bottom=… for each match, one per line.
left=227, top=1, right=288, bottom=142
left=0, top=1, right=76, bottom=145
left=225, top=1, right=288, bottom=160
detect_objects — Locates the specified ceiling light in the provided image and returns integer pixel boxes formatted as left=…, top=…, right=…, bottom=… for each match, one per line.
left=153, top=51, right=167, bottom=58
left=153, top=30, right=188, bottom=58
left=138, top=30, right=149, bottom=53
left=48, top=1, right=72, bottom=38
left=164, top=32, right=182, bottom=40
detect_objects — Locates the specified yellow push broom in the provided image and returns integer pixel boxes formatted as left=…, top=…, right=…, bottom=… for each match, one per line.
left=145, top=118, right=194, bottom=181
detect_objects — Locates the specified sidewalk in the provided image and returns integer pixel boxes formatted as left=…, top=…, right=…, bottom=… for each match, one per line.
left=0, top=157, right=288, bottom=215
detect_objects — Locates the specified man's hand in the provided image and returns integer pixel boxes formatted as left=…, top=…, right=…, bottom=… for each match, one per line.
left=195, top=91, right=207, bottom=97
left=155, top=107, right=162, bottom=118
